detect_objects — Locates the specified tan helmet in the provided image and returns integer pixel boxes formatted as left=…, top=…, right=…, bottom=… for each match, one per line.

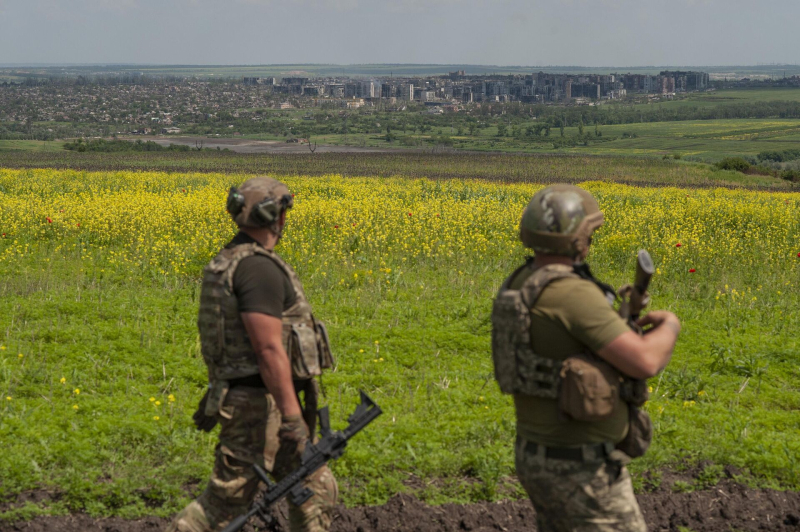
left=519, top=184, right=603, bottom=258
left=227, top=177, right=294, bottom=230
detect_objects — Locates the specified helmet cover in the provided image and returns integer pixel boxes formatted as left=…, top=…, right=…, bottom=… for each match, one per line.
left=519, top=184, right=603, bottom=257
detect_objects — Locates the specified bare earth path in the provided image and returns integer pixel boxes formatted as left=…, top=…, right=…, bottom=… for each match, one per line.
left=120, top=136, right=399, bottom=154
left=3, top=479, right=799, bottom=532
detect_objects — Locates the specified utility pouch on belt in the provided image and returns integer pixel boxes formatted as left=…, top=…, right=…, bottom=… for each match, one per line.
left=559, top=352, right=621, bottom=421
left=615, top=406, right=653, bottom=458
left=204, top=380, right=231, bottom=419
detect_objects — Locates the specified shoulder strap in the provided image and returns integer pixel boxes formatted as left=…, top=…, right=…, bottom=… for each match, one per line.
left=572, top=262, right=617, bottom=304
left=219, top=242, right=274, bottom=291
left=519, top=264, right=579, bottom=308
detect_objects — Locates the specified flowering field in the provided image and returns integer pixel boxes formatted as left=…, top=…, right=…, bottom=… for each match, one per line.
left=1, top=168, right=799, bottom=519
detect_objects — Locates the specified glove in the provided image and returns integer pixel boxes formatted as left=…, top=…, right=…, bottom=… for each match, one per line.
left=192, top=390, right=218, bottom=432
left=273, top=414, right=310, bottom=476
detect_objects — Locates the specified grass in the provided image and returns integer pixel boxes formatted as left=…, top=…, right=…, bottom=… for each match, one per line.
left=1, top=169, right=799, bottom=520
left=317, top=118, right=800, bottom=162
left=0, top=140, right=65, bottom=152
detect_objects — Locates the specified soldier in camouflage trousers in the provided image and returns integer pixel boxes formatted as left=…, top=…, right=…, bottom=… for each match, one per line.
left=167, top=178, right=337, bottom=532
left=491, top=185, right=681, bottom=531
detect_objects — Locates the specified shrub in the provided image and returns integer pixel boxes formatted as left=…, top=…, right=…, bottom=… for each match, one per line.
left=715, top=157, right=751, bottom=172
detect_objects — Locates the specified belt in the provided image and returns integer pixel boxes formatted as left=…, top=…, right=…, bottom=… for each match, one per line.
left=525, top=441, right=614, bottom=462
left=228, top=374, right=267, bottom=389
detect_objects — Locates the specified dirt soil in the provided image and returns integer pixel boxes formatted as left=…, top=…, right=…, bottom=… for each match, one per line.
left=3, top=477, right=799, bottom=532
left=119, top=136, right=398, bottom=154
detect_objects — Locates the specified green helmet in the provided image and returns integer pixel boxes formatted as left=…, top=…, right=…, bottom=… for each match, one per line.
left=226, top=177, right=294, bottom=230
left=519, top=184, right=604, bottom=257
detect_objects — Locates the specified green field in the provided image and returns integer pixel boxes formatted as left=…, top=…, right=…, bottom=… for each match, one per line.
left=1, top=165, right=799, bottom=521
left=631, top=88, right=800, bottom=110
left=0, top=140, right=65, bottom=152
left=313, top=118, right=800, bottom=161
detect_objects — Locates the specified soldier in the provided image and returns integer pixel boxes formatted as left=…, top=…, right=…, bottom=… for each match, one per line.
left=168, top=177, right=337, bottom=532
left=491, top=185, right=681, bottom=532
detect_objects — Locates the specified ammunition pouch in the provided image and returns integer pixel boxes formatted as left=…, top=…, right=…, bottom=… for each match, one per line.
left=559, top=353, right=621, bottom=422
left=285, top=320, right=335, bottom=381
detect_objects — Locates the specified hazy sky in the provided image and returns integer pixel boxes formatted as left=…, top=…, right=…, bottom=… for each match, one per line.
left=1, top=0, right=798, bottom=66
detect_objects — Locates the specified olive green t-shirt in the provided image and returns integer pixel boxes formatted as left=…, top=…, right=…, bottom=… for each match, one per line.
left=511, top=274, right=631, bottom=447
left=226, top=232, right=297, bottom=318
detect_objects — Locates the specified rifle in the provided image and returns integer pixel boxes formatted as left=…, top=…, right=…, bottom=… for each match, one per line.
left=618, top=249, right=655, bottom=332
left=617, top=250, right=655, bottom=406
left=221, top=391, right=382, bottom=532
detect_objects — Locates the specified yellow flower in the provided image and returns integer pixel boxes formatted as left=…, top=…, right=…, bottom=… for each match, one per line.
left=379, top=357, right=384, bottom=362
left=478, top=396, right=485, bottom=401
left=72, top=404, right=79, bottom=410
left=359, top=349, right=364, bottom=353
left=168, top=394, right=175, bottom=402
left=17, top=353, right=23, bottom=359
left=73, top=388, right=80, bottom=395
left=0, top=346, right=5, bottom=350
left=153, top=416, right=160, bottom=421
left=60, top=377, right=66, bottom=384
left=149, top=397, right=156, bottom=402
left=5, top=396, right=11, bottom=401
left=648, top=386, right=653, bottom=393
left=155, top=400, right=162, bottom=406
left=698, top=390, right=706, bottom=396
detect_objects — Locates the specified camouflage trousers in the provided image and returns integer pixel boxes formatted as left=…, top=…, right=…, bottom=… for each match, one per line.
left=167, top=386, right=338, bottom=532
left=515, top=437, right=646, bottom=532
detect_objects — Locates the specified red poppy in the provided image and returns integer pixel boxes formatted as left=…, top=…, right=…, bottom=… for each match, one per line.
left=182, top=189, right=186, bottom=193
left=76, top=223, right=81, bottom=227
left=797, top=252, right=800, bottom=258
left=407, top=212, right=412, bottom=217
left=1, top=233, right=5, bottom=237
left=59, top=209, right=64, bottom=213
left=352, top=223, right=356, bottom=227
left=46, top=217, right=53, bottom=224
left=435, top=214, right=440, bottom=217
left=676, top=243, right=682, bottom=248
left=334, top=225, right=339, bottom=229
left=688, top=268, right=696, bottom=273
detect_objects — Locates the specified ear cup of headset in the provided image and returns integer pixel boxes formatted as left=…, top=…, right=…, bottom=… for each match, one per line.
left=252, top=197, right=280, bottom=227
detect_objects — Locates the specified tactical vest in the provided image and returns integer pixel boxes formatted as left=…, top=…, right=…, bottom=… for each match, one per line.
left=491, top=260, right=648, bottom=406
left=491, top=262, right=579, bottom=398
left=198, top=243, right=334, bottom=384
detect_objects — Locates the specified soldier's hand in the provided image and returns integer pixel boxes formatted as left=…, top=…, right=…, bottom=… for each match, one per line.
left=276, top=414, right=310, bottom=467
left=192, top=390, right=218, bottom=432
left=637, top=310, right=681, bottom=336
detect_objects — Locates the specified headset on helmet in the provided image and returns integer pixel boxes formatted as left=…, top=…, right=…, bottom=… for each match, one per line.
left=227, top=177, right=294, bottom=229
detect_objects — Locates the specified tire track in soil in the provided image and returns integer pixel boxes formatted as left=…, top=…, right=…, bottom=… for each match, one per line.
left=3, top=480, right=799, bottom=532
